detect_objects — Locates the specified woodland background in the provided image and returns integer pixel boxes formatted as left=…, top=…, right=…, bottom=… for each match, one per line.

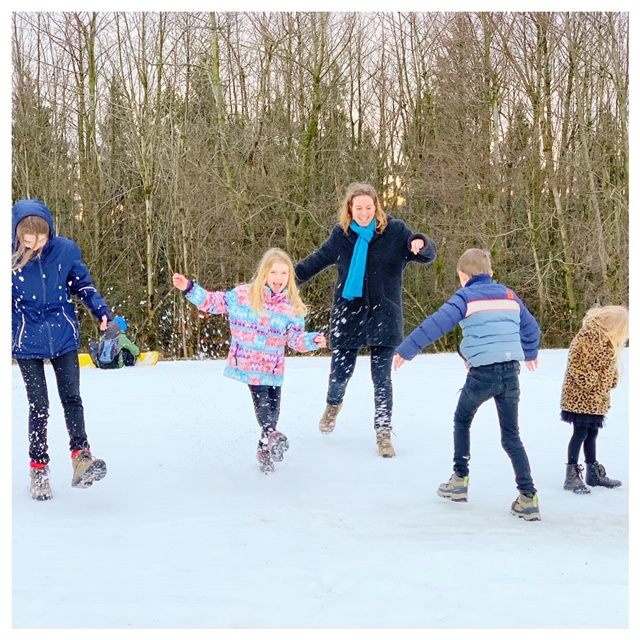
left=10, top=12, right=629, bottom=358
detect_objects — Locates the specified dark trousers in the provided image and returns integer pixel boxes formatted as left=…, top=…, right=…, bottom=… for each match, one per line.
left=17, top=349, right=89, bottom=465
left=248, top=384, right=282, bottom=445
left=326, top=346, right=395, bottom=429
left=122, top=348, right=136, bottom=366
left=452, top=361, right=535, bottom=495
left=567, top=422, right=600, bottom=465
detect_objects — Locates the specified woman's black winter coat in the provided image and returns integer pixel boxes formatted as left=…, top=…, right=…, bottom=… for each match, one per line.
left=295, top=215, right=437, bottom=349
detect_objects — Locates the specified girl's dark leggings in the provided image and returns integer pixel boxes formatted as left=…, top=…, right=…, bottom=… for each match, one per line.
left=248, top=384, right=282, bottom=442
left=326, top=345, right=395, bottom=429
left=17, top=349, right=90, bottom=465
left=567, top=423, right=599, bottom=465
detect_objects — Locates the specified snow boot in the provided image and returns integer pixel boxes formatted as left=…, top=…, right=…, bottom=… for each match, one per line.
left=585, top=461, right=621, bottom=488
left=266, top=430, right=289, bottom=463
left=437, top=473, right=469, bottom=502
left=256, top=447, right=275, bottom=474
left=563, top=463, right=591, bottom=494
left=510, top=492, right=541, bottom=521
left=71, top=449, right=107, bottom=488
left=29, top=465, right=53, bottom=501
left=375, top=427, right=395, bottom=458
left=319, top=403, right=342, bottom=434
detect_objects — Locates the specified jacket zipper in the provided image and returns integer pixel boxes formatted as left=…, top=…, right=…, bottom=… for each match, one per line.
left=38, top=256, right=54, bottom=356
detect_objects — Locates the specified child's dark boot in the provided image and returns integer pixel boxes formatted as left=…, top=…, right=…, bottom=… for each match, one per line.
left=585, top=461, right=622, bottom=488
left=563, top=463, right=591, bottom=494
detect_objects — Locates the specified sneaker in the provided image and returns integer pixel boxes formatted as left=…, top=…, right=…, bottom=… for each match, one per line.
left=375, top=427, right=396, bottom=458
left=510, top=492, right=541, bottom=521
left=256, top=448, right=275, bottom=474
left=30, top=465, right=53, bottom=501
left=437, top=473, right=469, bottom=502
left=319, top=403, right=342, bottom=434
left=71, top=449, right=107, bottom=488
left=266, top=431, right=289, bottom=463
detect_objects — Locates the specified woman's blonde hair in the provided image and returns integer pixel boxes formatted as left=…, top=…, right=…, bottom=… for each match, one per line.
left=583, top=305, right=629, bottom=360
left=338, top=182, right=388, bottom=234
left=12, top=215, right=50, bottom=271
left=248, top=248, right=308, bottom=316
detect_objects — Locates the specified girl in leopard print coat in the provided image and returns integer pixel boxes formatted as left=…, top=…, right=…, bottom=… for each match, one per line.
left=560, top=305, right=628, bottom=493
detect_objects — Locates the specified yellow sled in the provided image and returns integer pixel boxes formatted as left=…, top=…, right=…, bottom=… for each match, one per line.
left=78, top=351, right=159, bottom=368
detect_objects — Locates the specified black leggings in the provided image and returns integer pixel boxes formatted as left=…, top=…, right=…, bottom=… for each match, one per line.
left=326, top=346, right=395, bottom=429
left=17, top=349, right=90, bottom=465
left=248, top=385, right=282, bottom=443
left=567, top=424, right=600, bottom=465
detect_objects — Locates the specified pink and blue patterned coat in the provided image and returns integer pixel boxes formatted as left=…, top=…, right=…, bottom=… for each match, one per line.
left=184, top=282, right=322, bottom=386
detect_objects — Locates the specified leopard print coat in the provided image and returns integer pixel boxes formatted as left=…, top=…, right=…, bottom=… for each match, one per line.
left=560, top=319, right=619, bottom=416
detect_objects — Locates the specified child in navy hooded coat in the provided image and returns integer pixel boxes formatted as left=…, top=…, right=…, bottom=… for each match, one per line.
left=12, top=198, right=110, bottom=500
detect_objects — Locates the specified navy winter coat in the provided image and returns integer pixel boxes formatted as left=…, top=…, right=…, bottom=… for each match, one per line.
left=396, top=274, right=540, bottom=367
left=295, top=215, right=437, bottom=349
left=11, top=199, right=111, bottom=360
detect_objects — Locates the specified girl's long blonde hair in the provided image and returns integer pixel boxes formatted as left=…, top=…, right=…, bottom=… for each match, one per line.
left=248, top=248, right=308, bottom=316
left=583, top=305, right=629, bottom=361
left=338, top=182, right=388, bottom=234
left=12, top=215, right=50, bottom=271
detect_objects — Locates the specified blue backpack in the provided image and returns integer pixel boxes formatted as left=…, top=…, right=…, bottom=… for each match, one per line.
left=97, top=336, right=121, bottom=369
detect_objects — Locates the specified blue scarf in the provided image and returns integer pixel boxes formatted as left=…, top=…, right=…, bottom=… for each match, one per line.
left=342, top=219, right=376, bottom=300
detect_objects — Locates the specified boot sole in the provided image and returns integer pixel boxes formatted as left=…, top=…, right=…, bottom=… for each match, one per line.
left=511, top=510, right=541, bottom=521
left=437, top=492, right=468, bottom=502
left=586, top=483, right=622, bottom=489
left=319, top=425, right=335, bottom=434
left=72, top=459, right=107, bottom=488
left=564, top=486, right=591, bottom=494
left=32, top=491, right=53, bottom=501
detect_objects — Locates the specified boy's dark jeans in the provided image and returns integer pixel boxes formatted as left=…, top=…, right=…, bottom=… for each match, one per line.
left=452, top=360, right=536, bottom=495
left=326, top=346, right=395, bottom=429
left=17, top=349, right=90, bottom=465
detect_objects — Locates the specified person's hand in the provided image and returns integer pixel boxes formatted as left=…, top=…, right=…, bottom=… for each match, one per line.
left=410, top=238, right=425, bottom=255
left=172, top=273, right=189, bottom=291
left=525, top=357, right=538, bottom=372
left=393, top=353, right=406, bottom=371
left=314, top=334, right=327, bottom=348
left=99, top=315, right=109, bottom=331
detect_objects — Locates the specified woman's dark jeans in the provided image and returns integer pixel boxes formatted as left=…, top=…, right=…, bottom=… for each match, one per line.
left=452, top=361, right=535, bottom=495
left=17, top=349, right=89, bottom=465
left=326, top=346, right=395, bottom=429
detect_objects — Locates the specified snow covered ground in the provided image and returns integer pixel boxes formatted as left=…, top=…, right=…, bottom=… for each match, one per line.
left=9, top=349, right=631, bottom=630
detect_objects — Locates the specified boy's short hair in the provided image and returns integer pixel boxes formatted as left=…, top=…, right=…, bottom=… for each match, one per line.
left=457, top=248, right=492, bottom=277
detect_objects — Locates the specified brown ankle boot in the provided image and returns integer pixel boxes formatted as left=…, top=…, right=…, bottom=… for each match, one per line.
left=71, top=449, right=107, bottom=488
left=319, top=403, right=342, bottom=433
left=376, top=427, right=396, bottom=458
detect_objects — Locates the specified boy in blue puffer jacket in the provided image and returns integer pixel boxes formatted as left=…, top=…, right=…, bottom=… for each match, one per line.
left=12, top=199, right=110, bottom=501
left=393, top=248, right=541, bottom=521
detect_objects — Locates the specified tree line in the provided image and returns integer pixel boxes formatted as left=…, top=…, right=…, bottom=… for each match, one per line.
left=11, top=11, right=629, bottom=358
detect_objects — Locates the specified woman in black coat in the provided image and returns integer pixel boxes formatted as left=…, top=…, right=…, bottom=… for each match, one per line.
left=295, top=182, right=437, bottom=457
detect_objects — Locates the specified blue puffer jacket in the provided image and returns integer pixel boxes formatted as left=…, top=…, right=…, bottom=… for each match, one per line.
left=11, top=199, right=111, bottom=360
left=396, top=274, right=540, bottom=367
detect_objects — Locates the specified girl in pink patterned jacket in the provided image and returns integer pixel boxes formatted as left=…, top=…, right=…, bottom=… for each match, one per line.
left=173, top=248, right=327, bottom=474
